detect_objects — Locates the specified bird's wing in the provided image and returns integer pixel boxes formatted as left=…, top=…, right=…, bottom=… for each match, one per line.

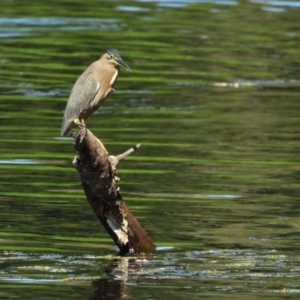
left=66, top=71, right=99, bottom=117
left=61, top=72, right=99, bottom=136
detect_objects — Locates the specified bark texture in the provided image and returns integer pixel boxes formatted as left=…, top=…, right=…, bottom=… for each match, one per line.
left=71, top=122, right=155, bottom=254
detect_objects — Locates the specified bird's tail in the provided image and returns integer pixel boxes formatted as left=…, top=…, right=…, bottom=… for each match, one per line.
left=61, top=117, right=72, bottom=136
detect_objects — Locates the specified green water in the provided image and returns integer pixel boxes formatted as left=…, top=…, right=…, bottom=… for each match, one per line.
left=0, top=0, right=300, bottom=298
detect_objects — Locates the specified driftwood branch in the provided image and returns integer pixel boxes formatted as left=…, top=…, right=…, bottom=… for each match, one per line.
left=71, top=121, right=155, bottom=254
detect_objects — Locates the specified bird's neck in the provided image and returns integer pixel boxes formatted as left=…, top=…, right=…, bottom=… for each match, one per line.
left=109, top=68, right=119, bottom=86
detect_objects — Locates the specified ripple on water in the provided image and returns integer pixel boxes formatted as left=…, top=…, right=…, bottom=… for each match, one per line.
left=138, top=0, right=238, bottom=7
left=3, top=88, right=69, bottom=97
left=262, top=6, right=286, bottom=12
left=141, top=193, right=241, bottom=199
left=250, top=0, right=300, bottom=7
left=1, top=248, right=300, bottom=293
left=0, top=17, right=124, bottom=38
left=116, top=6, right=151, bottom=12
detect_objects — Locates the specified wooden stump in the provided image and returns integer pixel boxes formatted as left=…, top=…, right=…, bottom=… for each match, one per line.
left=71, top=122, right=155, bottom=254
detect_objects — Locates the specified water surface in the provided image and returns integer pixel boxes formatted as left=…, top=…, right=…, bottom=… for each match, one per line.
left=0, top=0, right=300, bottom=298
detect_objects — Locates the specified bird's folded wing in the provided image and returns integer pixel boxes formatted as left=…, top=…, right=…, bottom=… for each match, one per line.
left=61, top=72, right=100, bottom=135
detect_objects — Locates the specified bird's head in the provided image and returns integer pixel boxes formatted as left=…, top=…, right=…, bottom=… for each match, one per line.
left=105, top=49, right=131, bottom=71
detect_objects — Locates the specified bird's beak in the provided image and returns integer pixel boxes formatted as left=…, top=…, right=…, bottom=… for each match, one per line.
left=118, top=59, right=131, bottom=71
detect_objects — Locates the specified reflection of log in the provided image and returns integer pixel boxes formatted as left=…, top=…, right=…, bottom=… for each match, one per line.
left=92, top=258, right=130, bottom=299
left=71, top=121, right=155, bottom=254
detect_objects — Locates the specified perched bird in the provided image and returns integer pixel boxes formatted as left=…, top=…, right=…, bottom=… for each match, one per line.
left=61, top=49, right=130, bottom=136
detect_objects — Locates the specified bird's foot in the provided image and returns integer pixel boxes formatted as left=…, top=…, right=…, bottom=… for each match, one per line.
left=74, top=118, right=81, bottom=125
left=74, top=118, right=86, bottom=128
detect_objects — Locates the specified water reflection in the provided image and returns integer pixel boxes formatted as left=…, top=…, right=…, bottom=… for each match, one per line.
left=2, top=248, right=300, bottom=296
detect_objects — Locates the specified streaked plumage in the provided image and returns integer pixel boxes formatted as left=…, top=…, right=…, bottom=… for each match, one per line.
left=61, top=49, right=130, bottom=136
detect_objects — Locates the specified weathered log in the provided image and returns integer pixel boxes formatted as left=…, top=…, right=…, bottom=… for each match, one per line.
left=71, top=121, right=155, bottom=254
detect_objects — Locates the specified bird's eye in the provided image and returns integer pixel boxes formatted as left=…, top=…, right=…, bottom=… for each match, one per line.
left=109, top=55, right=117, bottom=61
left=107, top=55, right=112, bottom=60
